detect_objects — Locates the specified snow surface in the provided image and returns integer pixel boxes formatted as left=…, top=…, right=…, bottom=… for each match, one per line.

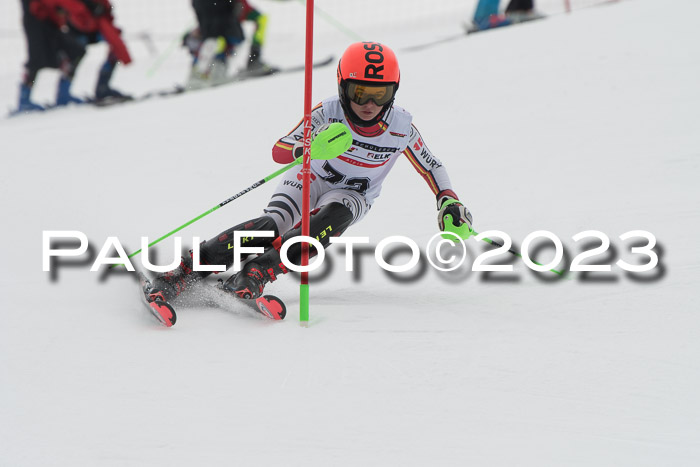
left=1, top=0, right=700, bottom=465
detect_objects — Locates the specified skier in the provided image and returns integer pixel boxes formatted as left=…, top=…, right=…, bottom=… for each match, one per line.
left=504, top=0, right=541, bottom=21
left=17, top=0, right=132, bottom=113
left=469, top=0, right=541, bottom=32
left=146, top=41, right=473, bottom=303
left=505, top=0, right=536, bottom=16
left=184, top=0, right=277, bottom=89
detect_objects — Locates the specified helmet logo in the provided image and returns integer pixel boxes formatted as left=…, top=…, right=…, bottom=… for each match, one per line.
left=363, top=42, right=385, bottom=80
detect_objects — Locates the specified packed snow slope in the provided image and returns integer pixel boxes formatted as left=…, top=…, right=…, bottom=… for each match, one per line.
left=1, top=0, right=699, bottom=466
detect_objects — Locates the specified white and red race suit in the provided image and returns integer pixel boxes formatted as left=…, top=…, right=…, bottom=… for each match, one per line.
left=265, top=95, right=459, bottom=232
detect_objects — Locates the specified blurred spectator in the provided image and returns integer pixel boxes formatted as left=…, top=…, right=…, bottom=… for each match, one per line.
left=469, top=0, right=543, bottom=33
left=505, top=0, right=541, bottom=21
left=183, top=0, right=279, bottom=89
left=17, top=0, right=132, bottom=113
left=238, top=0, right=278, bottom=73
left=506, top=0, right=535, bottom=15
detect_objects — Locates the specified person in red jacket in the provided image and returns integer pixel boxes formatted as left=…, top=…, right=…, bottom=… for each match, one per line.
left=17, top=0, right=132, bottom=112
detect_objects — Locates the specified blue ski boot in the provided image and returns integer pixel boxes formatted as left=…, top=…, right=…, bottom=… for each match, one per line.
left=17, top=84, right=45, bottom=113
left=55, top=78, right=84, bottom=106
left=94, top=59, right=132, bottom=105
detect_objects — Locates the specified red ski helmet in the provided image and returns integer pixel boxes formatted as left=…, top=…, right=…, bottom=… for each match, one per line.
left=337, top=42, right=400, bottom=126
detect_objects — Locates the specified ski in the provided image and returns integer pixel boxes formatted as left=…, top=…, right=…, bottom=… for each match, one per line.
left=91, top=94, right=137, bottom=107
left=137, top=272, right=177, bottom=327
left=214, top=279, right=287, bottom=320
left=181, top=55, right=335, bottom=91
left=258, top=54, right=335, bottom=75
left=401, top=34, right=465, bottom=53
left=7, top=56, right=335, bottom=116
left=464, top=12, right=547, bottom=35
left=97, top=55, right=335, bottom=105
left=136, top=272, right=284, bottom=325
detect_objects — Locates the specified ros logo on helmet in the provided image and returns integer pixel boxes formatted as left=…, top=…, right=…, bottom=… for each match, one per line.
left=362, top=42, right=385, bottom=80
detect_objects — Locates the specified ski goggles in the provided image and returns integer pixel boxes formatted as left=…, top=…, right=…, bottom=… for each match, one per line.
left=346, top=82, right=396, bottom=106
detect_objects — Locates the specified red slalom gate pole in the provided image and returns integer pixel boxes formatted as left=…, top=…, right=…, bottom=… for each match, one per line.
left=300, top=0, right=314, bottom=325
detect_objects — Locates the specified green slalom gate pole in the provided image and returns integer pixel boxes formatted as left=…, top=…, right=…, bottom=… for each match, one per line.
left=120, top=122, right=352, bottom=265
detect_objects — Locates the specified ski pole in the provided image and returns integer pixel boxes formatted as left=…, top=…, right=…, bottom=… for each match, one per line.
left=146, top=24, right=196, bottom=78
left=475, top=230, right=566, bottom=277
left=123, top=159, right=300, bottom=262
left=441, top=216, right=566, bottom=277
left=121, top=122, right=352, bottom=263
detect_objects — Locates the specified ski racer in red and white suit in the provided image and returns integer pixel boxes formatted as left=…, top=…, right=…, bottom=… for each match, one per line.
left=148, top=42, right=473, bottom=301
left=269, top=96, right=458, bottom=231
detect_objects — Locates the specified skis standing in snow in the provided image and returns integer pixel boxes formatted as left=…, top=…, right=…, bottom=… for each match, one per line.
left=15, top=0, right=133, bottom=114
left=145, top=41, right=473, bottom=309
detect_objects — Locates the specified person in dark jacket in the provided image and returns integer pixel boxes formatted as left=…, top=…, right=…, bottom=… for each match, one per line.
left=17, top=0, right=132, bottom=112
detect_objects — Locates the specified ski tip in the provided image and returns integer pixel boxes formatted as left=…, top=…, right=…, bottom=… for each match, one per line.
left=149, top=300, right=177, bottom=327
left=255, top=295, right=286, bottom=320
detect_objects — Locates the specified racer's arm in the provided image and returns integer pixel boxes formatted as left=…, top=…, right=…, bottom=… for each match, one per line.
left=271, top=103, right=325, bottom=164
left=402, top=124, right=473, bottom=235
